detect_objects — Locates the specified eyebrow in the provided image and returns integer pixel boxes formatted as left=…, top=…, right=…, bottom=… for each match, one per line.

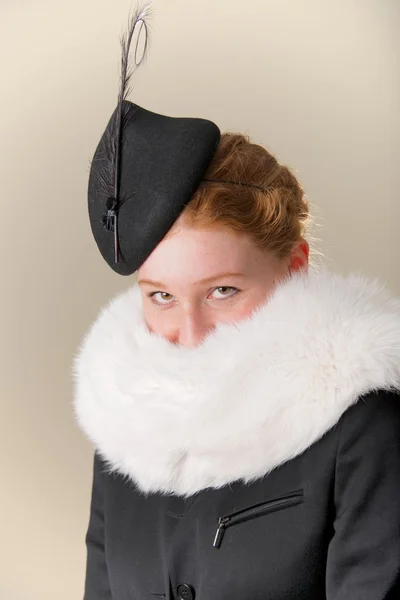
left=137, top=272, right=245, bottom=288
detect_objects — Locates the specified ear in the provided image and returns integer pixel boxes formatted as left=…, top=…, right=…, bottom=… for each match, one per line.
left=288, top=240, right=309, bottom=274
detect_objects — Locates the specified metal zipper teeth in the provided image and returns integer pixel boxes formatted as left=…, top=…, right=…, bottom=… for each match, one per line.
left=213, top=492, right=304, bottom=549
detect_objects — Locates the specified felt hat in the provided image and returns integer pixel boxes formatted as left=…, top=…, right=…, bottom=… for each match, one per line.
left=87, top=6, right=221, bottom=275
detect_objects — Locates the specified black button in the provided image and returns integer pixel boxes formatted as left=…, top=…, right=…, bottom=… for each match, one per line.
left=177, top=583, right=195, bottom=600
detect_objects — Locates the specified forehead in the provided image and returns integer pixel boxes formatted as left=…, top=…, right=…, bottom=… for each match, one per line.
left=138, top=225, right=262, bottom=284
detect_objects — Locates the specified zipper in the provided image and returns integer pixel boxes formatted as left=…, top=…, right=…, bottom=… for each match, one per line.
left=213, top=489, right=304, bottom=549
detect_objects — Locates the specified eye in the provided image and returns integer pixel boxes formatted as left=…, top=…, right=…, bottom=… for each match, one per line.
left=149, top=291, right=175, bottom=306
left=210, top=286, right=239, bottom=300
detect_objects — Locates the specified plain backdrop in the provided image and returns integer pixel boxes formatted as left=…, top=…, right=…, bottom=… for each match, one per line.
left=1, top=0, right=399, bottom=598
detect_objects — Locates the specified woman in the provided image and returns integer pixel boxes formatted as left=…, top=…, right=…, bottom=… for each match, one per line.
left=74, top=11, right=400, bottom=600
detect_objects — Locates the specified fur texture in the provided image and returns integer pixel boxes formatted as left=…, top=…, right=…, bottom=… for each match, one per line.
left=73, top=269, right=400, bottom=496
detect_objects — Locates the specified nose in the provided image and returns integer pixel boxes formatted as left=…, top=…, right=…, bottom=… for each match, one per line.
left=178, top=308, right=214, bottom=348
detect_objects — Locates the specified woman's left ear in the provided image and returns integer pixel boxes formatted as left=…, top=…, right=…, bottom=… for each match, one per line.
left=288, top=240, right=309, bottom=274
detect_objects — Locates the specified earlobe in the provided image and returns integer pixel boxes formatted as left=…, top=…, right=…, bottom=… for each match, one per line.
left=290, top=258, right=303, bottom=272
left=288, top=240, right=309, bottom=274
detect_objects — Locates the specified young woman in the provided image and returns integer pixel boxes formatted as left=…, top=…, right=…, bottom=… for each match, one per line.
left=75, top=131, right=400, bottom=599
left=74, top=8, right=400, bottom=599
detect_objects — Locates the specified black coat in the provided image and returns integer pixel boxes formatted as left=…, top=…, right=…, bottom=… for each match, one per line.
left=83, top=390, right=400, bottom=600
left=74, top=271, right=400, bottom=599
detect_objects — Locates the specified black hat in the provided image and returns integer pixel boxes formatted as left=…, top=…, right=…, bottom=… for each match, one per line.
left=87, top=7, right=220, bottom=275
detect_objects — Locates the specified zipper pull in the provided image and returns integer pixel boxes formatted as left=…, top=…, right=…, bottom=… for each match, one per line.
left=213, top=517, right=229, bottom=549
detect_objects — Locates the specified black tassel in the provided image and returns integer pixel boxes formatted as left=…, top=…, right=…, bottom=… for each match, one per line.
left=93, top=4, right=151, bottom=263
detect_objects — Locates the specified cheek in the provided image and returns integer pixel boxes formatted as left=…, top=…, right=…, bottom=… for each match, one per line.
left=142, top=301, right=178, bottom=340
left=237, top=284, right=278, bottom=320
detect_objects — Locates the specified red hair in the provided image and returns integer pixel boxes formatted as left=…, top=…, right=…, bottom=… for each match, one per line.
left=171, top=133, right=309, bottom=260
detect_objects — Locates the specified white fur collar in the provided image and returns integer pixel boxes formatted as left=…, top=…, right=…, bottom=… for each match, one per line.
left=73, top=269, right=400, bottom=496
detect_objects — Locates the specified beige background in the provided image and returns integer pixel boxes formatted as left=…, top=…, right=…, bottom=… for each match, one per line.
left=1, top=0, right=399, bottom=598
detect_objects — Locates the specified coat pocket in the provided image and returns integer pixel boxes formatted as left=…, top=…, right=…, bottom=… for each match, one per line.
left=213, top=489, right=304, bottom=549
